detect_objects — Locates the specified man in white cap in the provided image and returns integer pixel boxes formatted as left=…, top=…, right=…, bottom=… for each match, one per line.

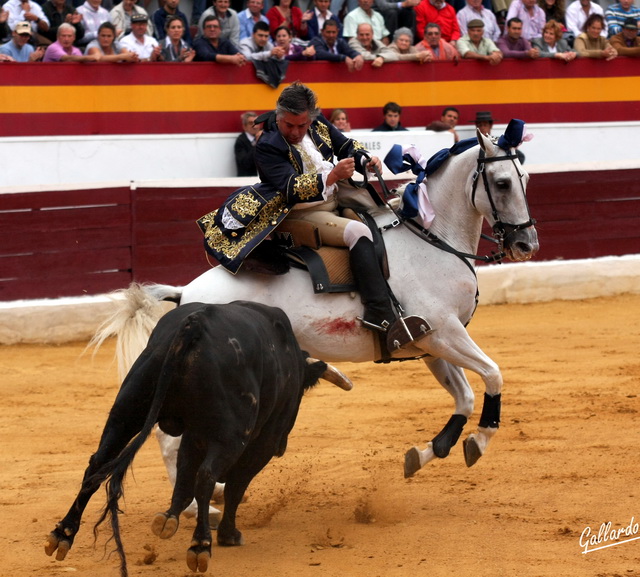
left=0, top=20, right=45, bottom=61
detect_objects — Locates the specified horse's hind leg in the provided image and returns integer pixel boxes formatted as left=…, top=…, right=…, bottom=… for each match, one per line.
left=155, top=428, right=223, bottom=527
left=152, top=430, right=207, bottom=540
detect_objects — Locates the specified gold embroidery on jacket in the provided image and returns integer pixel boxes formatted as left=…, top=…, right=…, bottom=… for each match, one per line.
left=287, top=146, right=302, bottom=173
left=231, top=191, right=261, bottom=218
left=199, top=196, right=287, bottom=261
left=316, top=122, right=332, bottom=149
left=294, top=173, right=320, bottom=200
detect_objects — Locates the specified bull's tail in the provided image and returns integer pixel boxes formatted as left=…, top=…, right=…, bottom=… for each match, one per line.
left=92, top=307, right=200, bottom=577
left=88, top=283, right=182, bottom=381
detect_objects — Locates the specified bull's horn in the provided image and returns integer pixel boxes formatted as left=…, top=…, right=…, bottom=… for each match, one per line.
left=307, top=358, right=353, bottom=391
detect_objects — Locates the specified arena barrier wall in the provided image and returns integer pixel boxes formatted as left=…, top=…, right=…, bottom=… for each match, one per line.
left=2, top=254, right=639, bottom=345
left=1, top=165, right=639, bottom=301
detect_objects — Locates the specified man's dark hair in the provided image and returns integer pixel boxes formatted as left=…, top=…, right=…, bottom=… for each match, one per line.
left=507, top=17, right=523, bottom=27
left=425, top=22, right=441, bottom=33
left=203, top=15, right=221, bottom=26
left=383, top=101, right=402, bottom=115
left=276, top=82, right=320, bottom=120
left=322, top=19, right=339, bottom=30
left=253, top=20, right=270, bottom=34
left=442, top=106, right=459, bottom=116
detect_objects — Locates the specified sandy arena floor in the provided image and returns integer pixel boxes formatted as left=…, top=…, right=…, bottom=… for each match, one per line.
left=1, top=294, right=639, bottom=577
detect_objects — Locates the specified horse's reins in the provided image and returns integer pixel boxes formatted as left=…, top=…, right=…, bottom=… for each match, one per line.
left=359, top=148, right=536, bottom=270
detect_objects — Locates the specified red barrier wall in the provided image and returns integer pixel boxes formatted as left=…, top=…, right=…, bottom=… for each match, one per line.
left=2, top=168, right=639, bottom=301
left=1, top=59, right=639, bottom=137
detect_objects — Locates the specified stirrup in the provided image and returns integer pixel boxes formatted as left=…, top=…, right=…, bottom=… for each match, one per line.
left=387, top=316, right=432, bottom=350
left=357, top=316, right=391, bottom=333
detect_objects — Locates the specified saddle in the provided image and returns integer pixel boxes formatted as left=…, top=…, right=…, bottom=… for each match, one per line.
left=273, top=207, right=388, bottom=294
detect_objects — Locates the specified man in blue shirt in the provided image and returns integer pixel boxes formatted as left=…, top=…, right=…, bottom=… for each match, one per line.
left=194, top=14, right=246, bottom=64
left=311, top=19, right=363, bottom=70
left=238, top=0, right=269, bottom=40
left=152, top=0, right=191, bottom=43
left=0, top=20, right=45, bottom=61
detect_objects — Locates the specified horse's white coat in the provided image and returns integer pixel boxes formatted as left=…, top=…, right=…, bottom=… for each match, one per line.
left=108, top=131, right=539, bottom=478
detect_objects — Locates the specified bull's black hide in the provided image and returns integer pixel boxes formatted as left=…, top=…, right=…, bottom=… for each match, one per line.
left=45, top=301, right=328, bottom=576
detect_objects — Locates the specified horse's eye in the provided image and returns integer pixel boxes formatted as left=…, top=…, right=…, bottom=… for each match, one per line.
left=495, top=179, right=510, bottom=190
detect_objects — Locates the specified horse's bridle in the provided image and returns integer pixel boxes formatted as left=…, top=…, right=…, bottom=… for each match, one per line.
left=370, top=146, right=536, bottom=269
left=471, top=148, right=537, bottom=253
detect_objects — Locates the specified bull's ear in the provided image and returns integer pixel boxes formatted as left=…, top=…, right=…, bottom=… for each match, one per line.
left=477, top=129, right=496, bottom=158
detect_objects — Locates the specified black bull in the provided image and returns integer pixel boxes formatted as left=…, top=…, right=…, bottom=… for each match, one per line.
left=45, top=301, right=350, bottom=575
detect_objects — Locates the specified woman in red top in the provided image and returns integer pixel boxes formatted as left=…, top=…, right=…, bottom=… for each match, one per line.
left=266, top=0, right=310, bottom=40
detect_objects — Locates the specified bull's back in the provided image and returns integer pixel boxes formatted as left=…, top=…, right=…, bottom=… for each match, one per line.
left=144, top=302, right=307, bottom=432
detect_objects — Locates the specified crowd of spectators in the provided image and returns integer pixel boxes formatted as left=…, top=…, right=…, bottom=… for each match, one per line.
left=1, top=0, right=638, bottom=64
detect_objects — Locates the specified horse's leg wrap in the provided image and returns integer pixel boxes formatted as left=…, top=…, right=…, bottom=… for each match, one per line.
left=431, top=414, right=468, bottom=458
left=478, top=393, right=501, bottom=429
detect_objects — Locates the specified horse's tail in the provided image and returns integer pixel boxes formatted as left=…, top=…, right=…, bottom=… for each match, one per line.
left=88, top=283, right=181, bottom=381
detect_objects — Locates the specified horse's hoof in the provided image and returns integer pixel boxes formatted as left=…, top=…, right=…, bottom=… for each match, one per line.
left=212, top=483, right=225, bottom=504
left=209, top=508, right=222, bottom=530
left=186, top=545, right=211, bottom=573
left=404, top=447, right=422, bottom=478
left=151, top=513, right=179, bottom=539
left=463, top=436, right=482, bottom=467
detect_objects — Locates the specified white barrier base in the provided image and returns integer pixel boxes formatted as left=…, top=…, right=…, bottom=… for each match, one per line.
left=1, top=255, right=639, bottom=345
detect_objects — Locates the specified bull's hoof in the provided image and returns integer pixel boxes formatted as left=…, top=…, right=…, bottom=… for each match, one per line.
left=44, top=531, right=71, bottom=561
left=463, top=436, right=482, bottom=467
left=404, top=447, right=422, bottom=478
left=217, top=527, right=244, bottom=547
left=151, top=513, right=179, bottom=539
left=186, top=543, right=211, bottom=573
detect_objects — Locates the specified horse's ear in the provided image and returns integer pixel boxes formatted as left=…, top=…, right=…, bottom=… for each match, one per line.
left=476, top=129, right=496, bottom=158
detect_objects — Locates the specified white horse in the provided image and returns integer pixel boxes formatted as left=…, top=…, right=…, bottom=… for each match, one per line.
left=99, top=129, right=538, bottom=486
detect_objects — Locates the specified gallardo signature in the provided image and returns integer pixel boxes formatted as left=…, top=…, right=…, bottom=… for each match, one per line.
left=580, top=517, right=640, bottom=554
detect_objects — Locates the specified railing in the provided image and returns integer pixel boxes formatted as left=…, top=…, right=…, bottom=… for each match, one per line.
left=1, top=59, right=639, bottom=137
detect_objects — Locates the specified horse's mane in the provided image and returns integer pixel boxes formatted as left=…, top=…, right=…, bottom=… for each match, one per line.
left=424, top=137, right=478, bottom=178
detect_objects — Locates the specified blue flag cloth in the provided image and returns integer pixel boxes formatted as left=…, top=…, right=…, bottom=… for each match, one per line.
left=383, top=144, right=437, bottom=222
left=497, top=119, right=526, bottom=151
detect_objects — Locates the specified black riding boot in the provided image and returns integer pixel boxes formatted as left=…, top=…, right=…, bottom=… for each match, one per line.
left=349, top=237, right=397, bottom=333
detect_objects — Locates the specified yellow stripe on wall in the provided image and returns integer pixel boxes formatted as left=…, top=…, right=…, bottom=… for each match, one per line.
left=2, top=77, right=638, bottom=114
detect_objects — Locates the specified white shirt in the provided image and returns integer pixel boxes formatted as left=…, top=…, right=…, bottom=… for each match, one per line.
left=77, top=1, right=111, bottom=43
left=4, top=0, right=49, bottom=35
left=292, top=134, right=337, bottom=209
left=120, top=32, right=159, bottom=59
left=565, top=0, right=606, bottom=37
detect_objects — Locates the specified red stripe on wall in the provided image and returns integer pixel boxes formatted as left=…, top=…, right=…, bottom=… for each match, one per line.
left=1, top=58, right=637, bottom=87
left=2, top=99, right=639, bottom=137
